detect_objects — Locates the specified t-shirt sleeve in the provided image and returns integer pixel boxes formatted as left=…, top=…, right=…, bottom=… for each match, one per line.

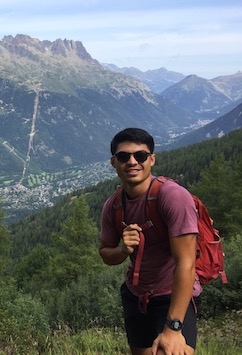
left=158, top=181, right=199, bottom=238
left=100, top=195, right=121, bottom=246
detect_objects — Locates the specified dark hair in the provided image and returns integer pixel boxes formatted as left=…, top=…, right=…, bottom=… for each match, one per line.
left=110, top=127, right=154, bottom=155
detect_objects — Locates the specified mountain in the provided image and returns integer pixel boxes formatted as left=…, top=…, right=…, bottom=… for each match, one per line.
left=103, top=64, right=242, bottom=122
left=169, top=102, right=242, bottom=149
left=0, top=34, right=198, bottom=180
left=212, top=73, right=242, bottom=101
left=161, top=73, right=242, bottom=119
left=102, top=64, right=186, bottom=93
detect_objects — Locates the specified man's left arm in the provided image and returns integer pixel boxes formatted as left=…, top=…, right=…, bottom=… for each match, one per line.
left=152, top=233, right=197, bottom=354
left=167, top=233, right=197, bottom=321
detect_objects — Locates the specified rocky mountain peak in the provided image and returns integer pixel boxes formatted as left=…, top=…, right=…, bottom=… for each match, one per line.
left=49, top=38, right=94, bottom=61
left=1, top=34, right=43, bottom=62
left=3, top=34, right=38, bottom=46
left=1, top=34, right=96, bottom=63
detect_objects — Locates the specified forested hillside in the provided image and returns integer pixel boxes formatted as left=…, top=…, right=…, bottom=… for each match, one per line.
left=0, top=129, right=242, bottom=353
left=9, top=128, right=242, bottom=257
left=86, top=128, right=242, bottom=232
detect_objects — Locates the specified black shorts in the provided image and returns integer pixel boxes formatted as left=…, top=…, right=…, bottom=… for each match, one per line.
left=120, top=282, right=197, bottom=349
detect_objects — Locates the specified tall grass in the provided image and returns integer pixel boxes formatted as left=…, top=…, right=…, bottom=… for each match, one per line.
left=195, top=312, right=242, bottom=355
left=0, top=312, right=241, bottom=354
left=46, top=312, right=242, bottom=355
left=48, top=327, right=128, bottom=355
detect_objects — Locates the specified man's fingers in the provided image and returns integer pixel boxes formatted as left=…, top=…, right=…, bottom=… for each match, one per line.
left=124, top=223, right=142, bottom=232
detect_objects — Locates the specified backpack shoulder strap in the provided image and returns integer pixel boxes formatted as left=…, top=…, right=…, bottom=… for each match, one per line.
left=146, top=176, right=169, bottom=231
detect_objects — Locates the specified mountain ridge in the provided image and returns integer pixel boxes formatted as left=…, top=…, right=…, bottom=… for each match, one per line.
left=162, top=73, right=242, bottom=115
left=102, top=63, right=186, bottom=93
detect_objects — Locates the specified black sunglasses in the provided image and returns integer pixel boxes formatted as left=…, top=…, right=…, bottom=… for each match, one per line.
left=114, top=150, right=152, bottom=163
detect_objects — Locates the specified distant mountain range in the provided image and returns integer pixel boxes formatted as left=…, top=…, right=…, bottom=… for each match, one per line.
left=105, top=63, right=242, bottom=120
left=161, top=73, right=242, bottom=119
left=0, top=34, right=242, bottom=186
left=102, top=63, right=186, bottom=93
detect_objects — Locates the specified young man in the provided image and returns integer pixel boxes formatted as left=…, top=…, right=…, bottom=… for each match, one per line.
left=99, top=128, right=198, bottom=355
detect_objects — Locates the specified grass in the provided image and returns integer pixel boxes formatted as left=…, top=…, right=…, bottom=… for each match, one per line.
left=0, top=312, right=241, bottom=354
left=195, top=311, right=242, bottom=355
left=46, top=312, right=242, bottom=355
left=48, top=327, right=128, bottom=355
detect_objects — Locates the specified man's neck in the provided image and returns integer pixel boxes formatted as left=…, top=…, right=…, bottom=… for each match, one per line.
left=123, top=175, right=153, bottom=199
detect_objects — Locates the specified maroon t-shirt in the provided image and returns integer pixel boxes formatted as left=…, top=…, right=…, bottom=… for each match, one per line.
left=100, top=179, right=198, bottom=297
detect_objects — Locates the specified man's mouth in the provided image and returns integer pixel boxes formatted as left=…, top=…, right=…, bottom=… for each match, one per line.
left=125, top=169, right=141, bottom=175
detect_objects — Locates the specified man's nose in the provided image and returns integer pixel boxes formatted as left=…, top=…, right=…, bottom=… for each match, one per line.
left=127, top=153, right=138, bottom=164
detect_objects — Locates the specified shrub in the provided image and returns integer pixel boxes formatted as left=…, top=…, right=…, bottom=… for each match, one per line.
left=0, top=282, right=50, bottom=354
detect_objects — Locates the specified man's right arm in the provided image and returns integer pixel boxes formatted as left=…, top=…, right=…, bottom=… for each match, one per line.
left=99, top=223, right=142, bottom=265
left=99, top=239, right=129, bottom=265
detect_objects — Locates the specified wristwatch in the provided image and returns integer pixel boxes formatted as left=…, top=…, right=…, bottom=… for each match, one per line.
left=165, top=318, right=184, bottom=331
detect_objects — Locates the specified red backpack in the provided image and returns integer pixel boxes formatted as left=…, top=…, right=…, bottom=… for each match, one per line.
left=114, top=176, right=228, bottom=286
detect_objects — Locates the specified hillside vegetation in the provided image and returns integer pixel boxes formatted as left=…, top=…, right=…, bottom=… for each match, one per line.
left=0, top=129, right=242, bottom=353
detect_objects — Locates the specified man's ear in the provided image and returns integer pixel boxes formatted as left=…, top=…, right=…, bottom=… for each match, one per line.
left=150, top=154, right=156, bottom=167
left=110, top=156, right=115, bottom=167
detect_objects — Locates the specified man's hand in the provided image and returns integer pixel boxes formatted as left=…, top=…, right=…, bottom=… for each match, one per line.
left=152, top=328, right=191, bottom=355
left=122, top=223, right=142, bottom=255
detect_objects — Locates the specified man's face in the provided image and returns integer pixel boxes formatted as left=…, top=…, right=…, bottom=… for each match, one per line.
left=111, top=142, right=155, bottom=185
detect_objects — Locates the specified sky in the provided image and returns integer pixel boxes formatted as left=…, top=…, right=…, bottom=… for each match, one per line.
left=0, top=0, right=241, bottom=79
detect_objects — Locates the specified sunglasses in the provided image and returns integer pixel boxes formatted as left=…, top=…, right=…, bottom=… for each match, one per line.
left=114, top=150, right=152, bottom=163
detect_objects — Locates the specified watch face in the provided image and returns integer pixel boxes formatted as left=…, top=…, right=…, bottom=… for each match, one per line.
left=173, top=320, right=181, bottom=330
left=166, top=319, right=183, bottom=331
